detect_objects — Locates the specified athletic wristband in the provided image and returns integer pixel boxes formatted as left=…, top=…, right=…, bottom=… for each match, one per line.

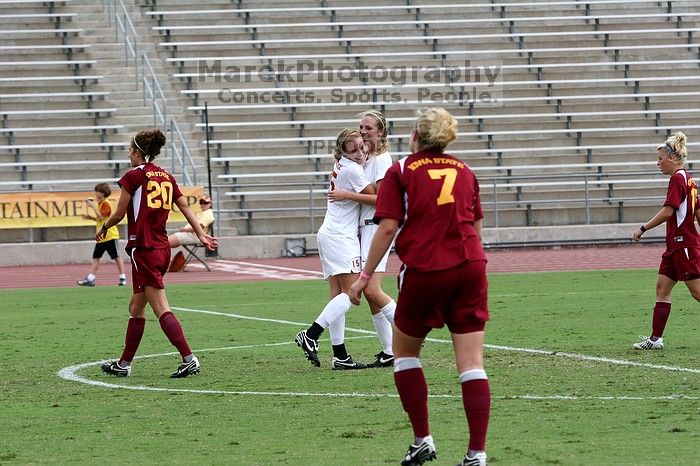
left=359, top=271, right=372, bottom=280
left=640, top=225, right=647, bottom=233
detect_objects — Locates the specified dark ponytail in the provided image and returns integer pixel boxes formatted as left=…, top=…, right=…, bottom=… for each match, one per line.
left=131, top=128, right=166, bottom=161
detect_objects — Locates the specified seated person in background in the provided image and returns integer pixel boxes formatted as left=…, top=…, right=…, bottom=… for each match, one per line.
left=168, top=195, right=214, bottom=247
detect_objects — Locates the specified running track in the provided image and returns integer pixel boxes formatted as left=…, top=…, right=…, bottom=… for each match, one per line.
left=0, top=243, right=664, bottom=289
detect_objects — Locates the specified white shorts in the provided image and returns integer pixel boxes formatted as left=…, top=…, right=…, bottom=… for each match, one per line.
left=317, top=231, right=361, bottom=280
left=173, top=231, right=199, bottom=246
left=360, top=224, right=390, bottom=273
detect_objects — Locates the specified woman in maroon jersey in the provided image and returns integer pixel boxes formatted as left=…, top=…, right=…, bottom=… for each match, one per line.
left=97, top=128, right=218, bottom=378
left=349, top=108, right=490, bottom=466
left=631, top=131, right=700, bottom=350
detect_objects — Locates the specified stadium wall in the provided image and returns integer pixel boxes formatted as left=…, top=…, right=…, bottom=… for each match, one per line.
left=0, top=224, right=663, bottom=266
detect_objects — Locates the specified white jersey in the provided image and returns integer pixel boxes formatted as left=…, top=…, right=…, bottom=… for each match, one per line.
left=318, top=156, right=371, bottom=237
left=359, top=150, right=393, bottom=226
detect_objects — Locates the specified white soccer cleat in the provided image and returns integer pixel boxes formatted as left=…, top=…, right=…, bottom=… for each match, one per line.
left=632, top=336, right=664, bottom=350
left=401, top=438, right=436, bottom=466
left=459, top=450, right=487, bottom=466
left=101, top=361, right=131, bottom=377
left=170, top=355, right=200, bottom=378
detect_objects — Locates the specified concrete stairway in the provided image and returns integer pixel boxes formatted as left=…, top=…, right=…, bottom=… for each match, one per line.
left=0, top=0, right=211, bottom=242
left=64, top=0, right=207, bottom=181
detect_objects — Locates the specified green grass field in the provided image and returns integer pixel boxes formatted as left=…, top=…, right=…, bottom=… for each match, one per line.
left=1, top=269, right=698, bottom=465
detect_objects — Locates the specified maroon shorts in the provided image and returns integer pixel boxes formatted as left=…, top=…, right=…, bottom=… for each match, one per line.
left=128, top=247, right=171, bottom=293
left=394, top=260, right=489, bottom=338
left=659, top=247, right=700, bottom=282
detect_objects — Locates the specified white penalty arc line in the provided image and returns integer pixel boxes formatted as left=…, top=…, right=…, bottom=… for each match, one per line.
left=56, top=340, right=698, bottom=401
left=214, top=259, right=324, bottom=277
left=56, top=306, right=699, bottom=400
left=172, top=307, right=700, bottom=375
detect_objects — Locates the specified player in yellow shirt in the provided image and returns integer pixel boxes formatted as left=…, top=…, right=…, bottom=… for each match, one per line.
left=77, top=183, right=127, bottom=287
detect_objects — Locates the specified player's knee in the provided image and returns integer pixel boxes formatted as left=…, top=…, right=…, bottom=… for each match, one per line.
left=655, top=284, right=673, bottom=300
left=455, top=353, right=484, bottom=373
left=128, top=300, right=146, bottom=318
left=362, top=285, right=384, bottom=304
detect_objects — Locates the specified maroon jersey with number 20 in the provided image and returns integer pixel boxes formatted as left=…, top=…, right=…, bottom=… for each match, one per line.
left=374, top=150, right=486, bottom=271
left=118, top=162, right=183, bottom=251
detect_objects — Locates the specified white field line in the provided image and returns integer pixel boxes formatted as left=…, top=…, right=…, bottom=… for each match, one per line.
left=214, top=259, right=323, bottom=278
left=186, top=260, right=321, bottom=280
left=173, top=307, right=700, bottom=375
left=56, top=307, right=698, bottom=400
left=489, top=289, right=653, bottom=298
left=183, top=261, right=663, bottom=299
left=205, top=264, right=311, bottom=280
left=223, top=260, right=324, bottom=276
left=56, top=339, right=698, bottom=401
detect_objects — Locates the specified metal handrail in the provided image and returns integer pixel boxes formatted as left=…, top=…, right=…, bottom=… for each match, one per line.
left=105, top=0, right=139, bottom=87
left=215, top=170, right=670, bottom=232
left=101, top=0, right=198, bottom=186
left=142, top=54, right=167, bottom=128
left=170, top=118, right=197, bottom=185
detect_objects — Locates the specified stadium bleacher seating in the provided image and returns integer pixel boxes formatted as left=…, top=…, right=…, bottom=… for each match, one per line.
left=0, top=0, right=120, bottom=192
left=136, top=0, right=698, bottom=233
left=1, top=0, right=699, bottom=240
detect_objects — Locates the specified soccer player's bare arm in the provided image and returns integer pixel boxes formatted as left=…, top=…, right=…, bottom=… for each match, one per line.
left=333, top=177, right=382, bottom=205
left=328, top=185, right=376, bottom=204
left=633, top=205, right=674, bottom=241
left=327, top=190, right=375, bottom=204
left=648, top=205, right=675, bottom=228
left=349, top=218, right=398, bottom=305
left=363, top=217, right=398, bottom=275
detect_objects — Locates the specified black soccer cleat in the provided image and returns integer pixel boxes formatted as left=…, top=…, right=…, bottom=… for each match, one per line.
left=101, top=361, right=131, bottom=377
left=331, top=355, right=369, bottom=370
left=401, top=440, right=437, bottom=466
left=369, top=350, right=395, bottom=368
left=170, top=356, right=200, bottom=378
left=295, top=331, right=320, bottom=367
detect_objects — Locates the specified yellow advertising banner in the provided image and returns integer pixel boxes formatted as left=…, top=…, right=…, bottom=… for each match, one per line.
left=0, top=186, right=205, bottom=229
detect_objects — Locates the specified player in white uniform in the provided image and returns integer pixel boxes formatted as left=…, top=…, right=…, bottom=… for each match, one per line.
left=296, top=129, right=375, bottom=370
left=326, top=110, right=397, bottom=368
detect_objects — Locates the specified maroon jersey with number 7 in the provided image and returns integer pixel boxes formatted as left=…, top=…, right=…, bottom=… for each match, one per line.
left=374, top=150, right=486, bottom=272
left=663, top=169, right=700, bottom=255
left=118, top=162, right=183, bottom=250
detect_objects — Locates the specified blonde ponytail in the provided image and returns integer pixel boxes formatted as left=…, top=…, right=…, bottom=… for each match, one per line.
left=658, top=131, right=688, bottom=164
